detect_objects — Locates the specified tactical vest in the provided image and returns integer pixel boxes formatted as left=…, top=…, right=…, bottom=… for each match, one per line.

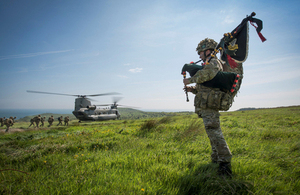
left=194, top=62, right=243, bottom=113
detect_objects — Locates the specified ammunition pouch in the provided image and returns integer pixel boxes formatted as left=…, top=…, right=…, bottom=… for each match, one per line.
left=194, top=88, right=234, bottom=112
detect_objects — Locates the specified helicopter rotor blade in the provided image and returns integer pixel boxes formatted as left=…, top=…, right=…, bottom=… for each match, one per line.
left=27, top=90, right=120, bottom=98
left=27, top=90, right=79, bottom=97
left=117, top=105, right=140, bottom=109
left=93, top=97, right=138, bottom=109
left=88, top=92, right=121, bottom=97
left=113, top=97, right=123, bottom=104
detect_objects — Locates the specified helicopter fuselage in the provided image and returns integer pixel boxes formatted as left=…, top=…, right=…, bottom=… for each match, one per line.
left=73, top=97, right=120, bottom=121
left=72, top=108, right=120, bottom=121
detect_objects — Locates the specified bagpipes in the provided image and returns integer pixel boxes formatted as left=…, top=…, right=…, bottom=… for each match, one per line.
left=182, top=63, right=240, bottom=91
left=182, top=12, right=266, bottom=102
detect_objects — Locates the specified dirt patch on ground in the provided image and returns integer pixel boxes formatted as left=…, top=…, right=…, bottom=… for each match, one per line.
left=0, top=128, right=52, bottom=133
left=0, top=128, right=26, bottom=133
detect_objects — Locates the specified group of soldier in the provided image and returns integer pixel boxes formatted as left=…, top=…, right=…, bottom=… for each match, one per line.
left=0, top=115, right=70, bottom=133
left=0, top=116, right=17, bottom=132
left=28, top=115, right=70, bottom=128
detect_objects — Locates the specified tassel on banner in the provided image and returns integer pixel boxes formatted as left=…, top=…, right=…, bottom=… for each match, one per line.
left=227, top=54, right=239, bottom=69
left=250, top=21, right=267, bottom=42
left=258, top=32, right=267, bottom=42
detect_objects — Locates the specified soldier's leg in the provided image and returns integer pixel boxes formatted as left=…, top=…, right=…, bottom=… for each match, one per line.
left=202, top=109, right=232, bottom=176
left=5, top=124, right=9, bottom=132
left=208, top=139, right=218, bottom=163
left=202, top=109, right=232, bottom=163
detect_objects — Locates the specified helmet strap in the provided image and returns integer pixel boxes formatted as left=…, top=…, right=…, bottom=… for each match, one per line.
left=204, top=50, right=212, bottom=59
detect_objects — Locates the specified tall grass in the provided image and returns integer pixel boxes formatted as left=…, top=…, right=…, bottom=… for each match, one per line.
left=0, top=106, right=299, bottom=194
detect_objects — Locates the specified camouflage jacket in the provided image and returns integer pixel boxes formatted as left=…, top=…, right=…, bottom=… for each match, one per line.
left=187, top=57, right=243, bottom=114
left=48, top=117, right=54, bottom=122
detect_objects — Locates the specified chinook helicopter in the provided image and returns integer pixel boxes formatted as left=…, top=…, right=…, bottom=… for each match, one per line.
left=27, top=90, right=124, bottom=122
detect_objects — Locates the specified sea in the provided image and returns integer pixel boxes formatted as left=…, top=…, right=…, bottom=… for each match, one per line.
left=0, top=109, right=73, bottom=120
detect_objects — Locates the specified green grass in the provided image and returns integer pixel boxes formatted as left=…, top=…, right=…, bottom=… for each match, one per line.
left=0, top=106, right=299, bottom=194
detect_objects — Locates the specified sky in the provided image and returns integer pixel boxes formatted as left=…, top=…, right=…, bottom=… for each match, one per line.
left=0, top=0, right=300, bottom=112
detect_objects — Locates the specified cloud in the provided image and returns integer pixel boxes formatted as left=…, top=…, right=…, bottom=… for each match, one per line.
left=118, top=75, right=128, bottom=79
left=223, top=15, right=235, bottom=24
left=0, top=49, right=74, bottom=61
left=129, top=68, right=143, bottom=73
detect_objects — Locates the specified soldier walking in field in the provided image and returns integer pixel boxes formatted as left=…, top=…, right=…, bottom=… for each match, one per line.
left=57, top=116, right=63, bottom=126
left=9, top=116, right=16, bottom=126
left=183, top=38, right=243, bottom=177
left=64, top=116, right=69, bottom=126
left=40, top=116, right=46, bottom=127
left=0, top=117, right=5, bottom=127
left=29, top=118, right=35, bottom=127
left=48, top=115, right=54, bottom=127
left=33, top=115, right=41, bottom=128
left=4, top=118, right=14, bottom=132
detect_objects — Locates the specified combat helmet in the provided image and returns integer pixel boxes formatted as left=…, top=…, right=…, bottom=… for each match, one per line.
left=196, top=38, right=218, bottom=55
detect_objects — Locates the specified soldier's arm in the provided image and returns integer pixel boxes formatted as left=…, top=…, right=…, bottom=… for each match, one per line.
left=188, top=59, right=221, bottom=84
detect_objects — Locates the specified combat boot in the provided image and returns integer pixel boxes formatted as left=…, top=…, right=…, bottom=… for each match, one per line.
left=218, top=162, right=232, bottom=177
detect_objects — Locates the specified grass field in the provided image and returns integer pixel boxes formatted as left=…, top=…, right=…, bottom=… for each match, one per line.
left=0, top=106, right=299, bottom=194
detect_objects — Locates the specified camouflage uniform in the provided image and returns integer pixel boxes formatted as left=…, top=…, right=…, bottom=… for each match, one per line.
left=40, top=117, right=46, bottom=127
left=33, top=115, right=41, bottom=128
left=57, top=116, right=63, bottom=126
left=9, top=117, right=16, bottom=126
left=4, top=118, right=13, bottom=132
left=64, top=116, right=69, bottom=126
left=0, top=117, right=5, bottom=127
left=48, top=116, right=54, bottom=127
left=187, top=38, right=243, bottom=175
left=29, top=118, right=35, bottom=127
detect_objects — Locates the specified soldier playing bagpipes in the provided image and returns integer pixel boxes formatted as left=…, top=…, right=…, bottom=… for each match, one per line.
left=182, top=12, right=266, bottom=177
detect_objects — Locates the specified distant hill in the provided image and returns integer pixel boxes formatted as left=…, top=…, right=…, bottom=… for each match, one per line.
left=237, top=107, right=257, bottom=111
left=118, top=108, right=193, bottom=120
left=236, top=105, right=300, bottom=111
left=17, top=108, right=194, bottom=122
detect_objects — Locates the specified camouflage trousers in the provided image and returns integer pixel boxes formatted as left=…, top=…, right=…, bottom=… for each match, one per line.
left=199, top=109, right=232, bottom=163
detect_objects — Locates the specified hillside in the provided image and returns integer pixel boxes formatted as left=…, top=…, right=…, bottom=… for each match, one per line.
left=17, top=108, right=194, bottom=122
left=1, top=106, right=299, bottom=194
left=118, top=108, right=193, bottom=119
